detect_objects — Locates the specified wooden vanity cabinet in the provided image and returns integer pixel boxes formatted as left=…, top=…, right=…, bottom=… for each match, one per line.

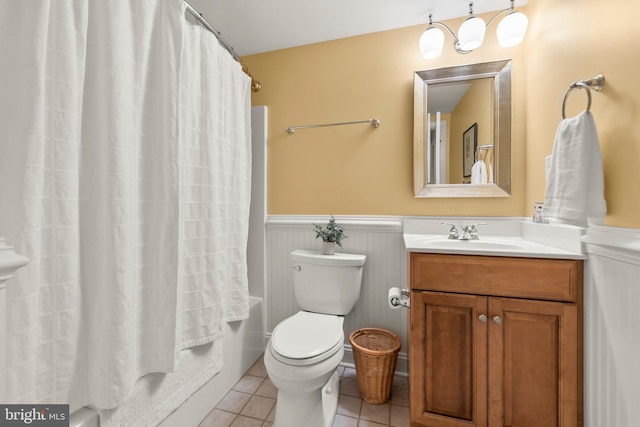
left=408, top=253, right=583, bottom=427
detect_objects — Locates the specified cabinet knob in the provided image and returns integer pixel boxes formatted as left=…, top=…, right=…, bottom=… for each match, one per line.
left=478, top=314, right=488, bottom=323
left=493, top=316, right=503, bottom=325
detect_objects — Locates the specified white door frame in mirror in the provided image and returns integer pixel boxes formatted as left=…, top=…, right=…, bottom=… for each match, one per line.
left=413, top=59, right=512, bottom=198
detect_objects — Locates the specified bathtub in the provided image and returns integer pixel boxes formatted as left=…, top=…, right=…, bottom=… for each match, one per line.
left=69, top=296, right=265, bottom=427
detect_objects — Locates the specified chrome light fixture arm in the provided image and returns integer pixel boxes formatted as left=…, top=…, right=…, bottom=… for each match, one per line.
left=428, top=18, right=473, bottom=54
left=485, top=7, right=512, bottom=28
left=485, top=0, right=517, bottom=28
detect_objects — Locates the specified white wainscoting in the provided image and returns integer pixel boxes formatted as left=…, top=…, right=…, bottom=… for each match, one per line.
left=266, top=216, right=409, bottom=372
left=583, top=225, right=640, bottom=427
left=265, top=216, right=640, bottom=423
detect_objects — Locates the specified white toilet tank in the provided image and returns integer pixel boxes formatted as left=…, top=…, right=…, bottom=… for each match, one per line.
left=290, top=249, right=366, bottom=315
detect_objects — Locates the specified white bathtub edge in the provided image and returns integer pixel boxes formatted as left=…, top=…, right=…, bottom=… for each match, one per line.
left=69, top=407, right=99, bottom=427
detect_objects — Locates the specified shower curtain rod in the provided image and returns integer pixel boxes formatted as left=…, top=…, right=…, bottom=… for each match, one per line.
left=184, top=1, right=261, bottom=92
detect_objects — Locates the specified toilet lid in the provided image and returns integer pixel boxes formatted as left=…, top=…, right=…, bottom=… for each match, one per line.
left=271, top=312, right=343, bottom=360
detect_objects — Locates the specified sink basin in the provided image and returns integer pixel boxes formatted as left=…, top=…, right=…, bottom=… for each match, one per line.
left=404, top=235, right=529, bottom=253
left=402, top=233, right=585, bottom=259
left=420, top=239, right=525, bottom=251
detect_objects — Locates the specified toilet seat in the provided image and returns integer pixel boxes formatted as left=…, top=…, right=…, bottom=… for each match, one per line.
left=271, top=311, right=344, bottom=366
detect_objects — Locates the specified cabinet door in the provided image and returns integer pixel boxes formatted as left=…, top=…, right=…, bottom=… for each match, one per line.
left=488, top=298, right=578, bottom=427
left=410, top=291, right=488, bottom=427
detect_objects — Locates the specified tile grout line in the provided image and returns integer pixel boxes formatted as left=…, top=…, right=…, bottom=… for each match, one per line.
left=199, top=354, right=409, bottom=427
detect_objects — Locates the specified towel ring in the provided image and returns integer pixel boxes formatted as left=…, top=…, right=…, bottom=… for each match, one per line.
left=561, top=74, right=605, bottom=119
left=562, top=82, right=591, bottom=119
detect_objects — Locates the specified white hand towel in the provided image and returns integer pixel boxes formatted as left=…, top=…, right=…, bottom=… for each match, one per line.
left=543, top=111, right=607, bottom=227
left=471, top=160, right=487, bottom=184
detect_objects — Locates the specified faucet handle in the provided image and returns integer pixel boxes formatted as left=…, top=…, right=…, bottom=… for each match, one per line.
left=464, top=222, right=486, bottom=232
left=441, top=222, right=459, bottom=239
left=462, top=223, right=486, bottom=239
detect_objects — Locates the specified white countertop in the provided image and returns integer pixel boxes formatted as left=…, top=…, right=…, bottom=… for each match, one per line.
left=403, top=218, right=587, bottom=260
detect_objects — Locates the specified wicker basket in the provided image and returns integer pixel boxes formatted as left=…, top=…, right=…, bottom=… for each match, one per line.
left=348, top=328, right=402, bottom=404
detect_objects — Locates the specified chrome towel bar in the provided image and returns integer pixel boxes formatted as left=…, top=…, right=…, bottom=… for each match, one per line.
left=285, top=118, right=380, bottom=135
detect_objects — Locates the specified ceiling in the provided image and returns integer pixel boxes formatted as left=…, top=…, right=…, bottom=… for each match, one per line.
left=187, top=0, right=528, bottom=57
left=428, top=82, right=471, bottom=114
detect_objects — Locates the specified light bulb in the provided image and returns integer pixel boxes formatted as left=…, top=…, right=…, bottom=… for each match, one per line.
left=497, top=11, right=528, bottom=47
left=419, top=27, right=445, bottom=59
left=458, top=16, right=486, bottom=51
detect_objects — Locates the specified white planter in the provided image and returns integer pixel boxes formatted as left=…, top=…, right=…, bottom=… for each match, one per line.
left=322, top=241, right=336, bottom=255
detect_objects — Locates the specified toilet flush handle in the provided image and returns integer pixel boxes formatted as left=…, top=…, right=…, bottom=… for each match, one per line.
left=292, top=265, right=301, bottom=271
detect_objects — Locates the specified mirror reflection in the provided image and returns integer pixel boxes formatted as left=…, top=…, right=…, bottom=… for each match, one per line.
left=426, top=79, right=494, bottom=184
left=414, top=60, right=512, bottom=198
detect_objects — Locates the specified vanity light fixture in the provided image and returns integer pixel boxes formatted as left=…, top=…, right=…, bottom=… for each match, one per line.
left=419, top=0, right=528, bottom=59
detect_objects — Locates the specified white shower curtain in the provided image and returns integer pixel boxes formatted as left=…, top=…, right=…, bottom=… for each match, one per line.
left=0, top=0, right=251, bottom=414
left=178, top=17, right=251, bottom=350
left=0, top=0, right=90, bottom=406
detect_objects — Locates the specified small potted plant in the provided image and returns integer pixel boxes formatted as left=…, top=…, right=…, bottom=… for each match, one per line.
left=313, top=215, right=348, bottom=255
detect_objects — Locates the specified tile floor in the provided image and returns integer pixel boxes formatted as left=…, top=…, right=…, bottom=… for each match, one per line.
left=198, top=354, right=410, bottom=427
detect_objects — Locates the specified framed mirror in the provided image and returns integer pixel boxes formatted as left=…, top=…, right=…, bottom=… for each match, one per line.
left=413, top=60, right=512, bottom=197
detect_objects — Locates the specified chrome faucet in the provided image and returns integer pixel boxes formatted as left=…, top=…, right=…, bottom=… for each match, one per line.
left=460, top=223, right=486, bottom=240
left=442, top=222, right=486, bottom=240
left=441, top=222, right=459, bottom=240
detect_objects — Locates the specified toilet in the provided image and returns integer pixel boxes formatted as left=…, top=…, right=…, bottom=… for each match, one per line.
left=264, top=249, right=366, bottom=427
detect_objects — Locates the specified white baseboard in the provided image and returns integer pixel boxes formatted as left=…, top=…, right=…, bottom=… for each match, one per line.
left=341, top=343, right=409, bottom=377
left=264, top=332, right=409, bottom=377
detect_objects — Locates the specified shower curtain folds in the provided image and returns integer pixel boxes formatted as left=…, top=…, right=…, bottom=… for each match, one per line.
left=0, top=0, right=252, bottom=416
left=177, top=17, right=251, bottom=351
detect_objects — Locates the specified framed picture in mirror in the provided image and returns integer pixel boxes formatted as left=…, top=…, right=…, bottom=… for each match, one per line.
left=463, top=122, right=477, bottom=178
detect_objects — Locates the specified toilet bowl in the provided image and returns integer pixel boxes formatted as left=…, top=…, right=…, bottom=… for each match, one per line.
left=264, top=312, right=345, bottom=427
left=264, top=250, right=366, bottom=427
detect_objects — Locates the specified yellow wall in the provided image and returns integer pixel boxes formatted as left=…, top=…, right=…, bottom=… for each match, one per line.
left=449, top=78, right=494, bottom=183
left=243, top=13, right=526, bottom=216
left=524, top=0, right=640, bottom=228
left=243, top=0, right=640, bottom=228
